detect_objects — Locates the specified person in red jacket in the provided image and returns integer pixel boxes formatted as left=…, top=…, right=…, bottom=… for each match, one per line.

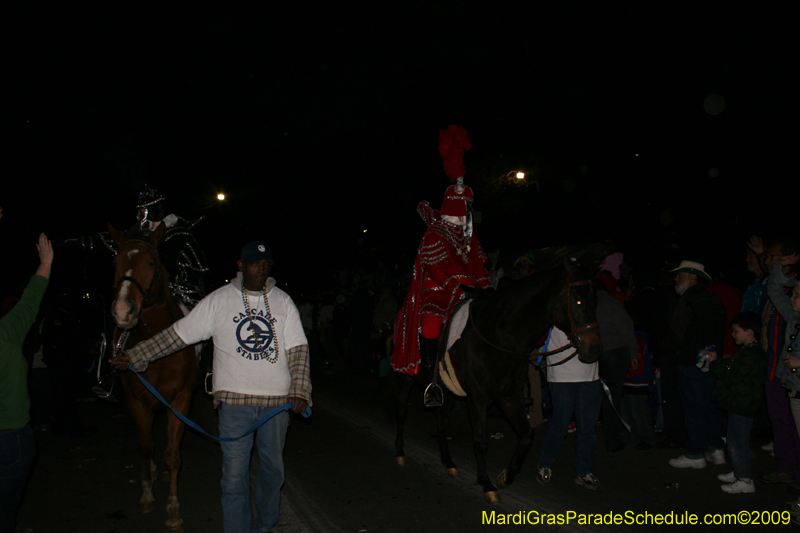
left=392, top=126, right=491, bottom=406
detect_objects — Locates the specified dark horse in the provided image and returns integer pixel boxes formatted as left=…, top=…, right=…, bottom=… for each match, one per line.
left=109, top=223, right=199, bottom=531
left=393, top=254, right=603, bottom=503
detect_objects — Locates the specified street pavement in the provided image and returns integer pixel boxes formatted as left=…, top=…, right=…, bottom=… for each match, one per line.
left=16, top=361, right=797, bottom=532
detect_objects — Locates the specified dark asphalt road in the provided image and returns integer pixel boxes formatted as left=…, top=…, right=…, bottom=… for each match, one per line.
left=16, top=362, right=796, bottom=532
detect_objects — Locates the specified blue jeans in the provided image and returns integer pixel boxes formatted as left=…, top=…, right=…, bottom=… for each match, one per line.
left=219, top=404, right=289, bottom=533
left=0, top=425, right=35, bottom=533
left=538, top=381, right=603, bottom=477
left=677, top=365, right=725, bottom=458
left=727, top=413, right=754, bottom=480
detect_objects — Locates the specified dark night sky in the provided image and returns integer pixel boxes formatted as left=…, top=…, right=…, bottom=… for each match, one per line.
left=4, top=3, right=796, bottom=295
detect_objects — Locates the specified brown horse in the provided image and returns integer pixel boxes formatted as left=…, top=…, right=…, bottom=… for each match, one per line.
left=393, top=254, right=603, bottom=503
left=109, top=223, right=199, bottom=532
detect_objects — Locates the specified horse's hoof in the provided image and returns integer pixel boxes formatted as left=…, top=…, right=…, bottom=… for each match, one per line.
left=137, top=501, right=157, bottom=514
left=446, top=467, right=460, bottom=477
left=483, top=491, right=501, bottom=504
left=164, top=520, right=184, bottom=533
left=497, top=470, right=510, bottom=489
left=395, top=456, right=406, bottom=466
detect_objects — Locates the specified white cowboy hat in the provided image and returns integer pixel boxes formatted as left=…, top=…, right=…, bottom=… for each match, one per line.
left=669, top=260, right=712, bottom=282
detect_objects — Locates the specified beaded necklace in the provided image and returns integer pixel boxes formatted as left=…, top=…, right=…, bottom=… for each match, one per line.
left=437, top=220, right=471, bottom=260
left=240, top=279, right=279, bottom=364
left=727, top=340, right=759, bottom=371
left=789, top=323, right=799, bottom=374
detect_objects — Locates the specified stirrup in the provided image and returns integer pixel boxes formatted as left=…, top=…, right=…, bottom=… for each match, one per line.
left=92, top=378, right=119, bottom=402
left=424, top=383, right=443, bottom=407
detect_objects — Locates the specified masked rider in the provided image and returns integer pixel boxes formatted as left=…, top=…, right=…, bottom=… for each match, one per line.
left=94, top=185, right=210, bottom=399
left=392, top=125, right=491, bottom=406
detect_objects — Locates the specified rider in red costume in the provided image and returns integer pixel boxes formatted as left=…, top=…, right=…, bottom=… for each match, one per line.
left=392, top=125, right=491, bottom=406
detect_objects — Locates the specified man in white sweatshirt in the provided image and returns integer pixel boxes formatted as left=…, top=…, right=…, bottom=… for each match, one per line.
left=111, top=240, right=311, bottom=533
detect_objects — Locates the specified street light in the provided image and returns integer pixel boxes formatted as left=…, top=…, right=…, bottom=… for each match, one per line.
left=507, top=170, right=525, bottom=181
left=217, top=193, right=226, bottom=201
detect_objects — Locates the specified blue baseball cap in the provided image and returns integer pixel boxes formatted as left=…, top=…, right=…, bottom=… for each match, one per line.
left=240, top=241, right=274, bottom=264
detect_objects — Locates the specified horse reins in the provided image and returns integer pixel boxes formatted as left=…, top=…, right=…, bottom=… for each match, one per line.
left=466, top=276, right=599, bottom=367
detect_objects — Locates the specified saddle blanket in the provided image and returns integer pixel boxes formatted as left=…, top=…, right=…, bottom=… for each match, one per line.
left=438, top=300, right=473, bottom=398
left=446, top=300, right=472, bottom=352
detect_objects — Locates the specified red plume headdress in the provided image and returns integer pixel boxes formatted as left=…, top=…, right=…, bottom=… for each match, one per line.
left=438, top=125, right=474, bottom=216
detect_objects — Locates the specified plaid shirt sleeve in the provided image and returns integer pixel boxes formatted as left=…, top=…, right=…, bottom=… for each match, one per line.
left=125, top=326, right=188, bottom=372
left=287, top=344, right=312, bottom=402
left=214, top=344, right=312, bottom=408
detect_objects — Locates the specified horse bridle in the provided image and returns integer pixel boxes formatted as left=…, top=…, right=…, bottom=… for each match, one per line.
left=114, top=239, right=162, bottom=324
left=467, top=276, right=599, bottom=367
left=544, top=278, right=599, bottom=367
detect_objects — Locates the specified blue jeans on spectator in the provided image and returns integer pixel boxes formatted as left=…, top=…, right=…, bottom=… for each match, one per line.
left=0, top=425, right=35, bottom=533
left=727, top=413, right=754, bottom=480
left=677, top=365, right=725, bottom=458
left=219, top=404, right=289, bottom=533
left=538, top=381, right=603, bottom=477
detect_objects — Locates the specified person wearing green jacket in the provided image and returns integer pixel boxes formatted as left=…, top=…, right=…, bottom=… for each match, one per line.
left=0, top=222, right=53, bottom=533
left=708, top=311, right=765, bottom=494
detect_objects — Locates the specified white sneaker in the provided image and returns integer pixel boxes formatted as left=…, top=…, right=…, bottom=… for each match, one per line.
left=721, top=479, right=755, bottom=494
left=705, top=448, right=726, bottom=465
left=717, top=471, right=736, bottom=483
left=669, top=455, right=707, bottom=469
left=761, top=441, right=774, bottom=451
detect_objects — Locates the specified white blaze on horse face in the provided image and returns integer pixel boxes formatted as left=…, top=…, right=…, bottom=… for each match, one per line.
left=127, top=249, right=139, bottom=259
left=113, top=269, right=136, bottom=327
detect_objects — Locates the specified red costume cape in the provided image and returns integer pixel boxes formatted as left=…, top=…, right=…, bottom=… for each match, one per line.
left=391, top=202, right=491, bottom=375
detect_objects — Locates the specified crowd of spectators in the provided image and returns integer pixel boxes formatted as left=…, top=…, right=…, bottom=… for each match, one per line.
left=292, top=235, right=800, bottom=511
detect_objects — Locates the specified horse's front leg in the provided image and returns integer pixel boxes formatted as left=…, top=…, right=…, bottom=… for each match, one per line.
left=394, top=373, right=413, bottom=465
left=436, top=392, right=459, bottom=476
left=466, top=397, right=499, bottom=503
left=163, top=391, right=191, bottom=532
left=495, top=395, right=534, bottom=489
left=128, top=397, right=157, bottom=513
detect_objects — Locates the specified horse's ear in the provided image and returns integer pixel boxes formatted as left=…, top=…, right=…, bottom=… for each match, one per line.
left=108, top=224, right=128, bottom=247
left=153, top=221, right=167, bottom=247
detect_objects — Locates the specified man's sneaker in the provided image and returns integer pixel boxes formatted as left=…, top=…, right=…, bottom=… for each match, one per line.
left=721, top=479, right=755, bottom=494
left=575, top=473, right=601, bottom=491
left=537, top=466, right=552, bottom=485
left=669, top=455, right=707, bottom=469
left=761, top=441, right=774, bottom=451
left=759, top=472, right=795, bottom=484
left=567, top=422, right=577, bottom=434
left=705, top=448, right=726, bottom=466
left=717, top=471, right=736, bottom=483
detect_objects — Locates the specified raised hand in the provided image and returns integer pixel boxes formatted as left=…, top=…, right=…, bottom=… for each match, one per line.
left=35, top=233, right=54, bottom=279
left=747, top=235, right=764, bottom=255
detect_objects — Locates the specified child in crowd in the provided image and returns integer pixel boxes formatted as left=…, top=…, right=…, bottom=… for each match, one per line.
left=708, top=311, right=765, bottom=494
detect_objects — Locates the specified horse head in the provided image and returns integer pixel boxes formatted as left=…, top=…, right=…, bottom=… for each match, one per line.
left=109, top=223, right=167, bottom=330
left=553, top=257, right=604, bottom=363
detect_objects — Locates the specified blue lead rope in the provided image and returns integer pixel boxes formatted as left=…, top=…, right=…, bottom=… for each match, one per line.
left=535, top=327, right=554, bottom=367
left=128, top=367, right=312, bottom=442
